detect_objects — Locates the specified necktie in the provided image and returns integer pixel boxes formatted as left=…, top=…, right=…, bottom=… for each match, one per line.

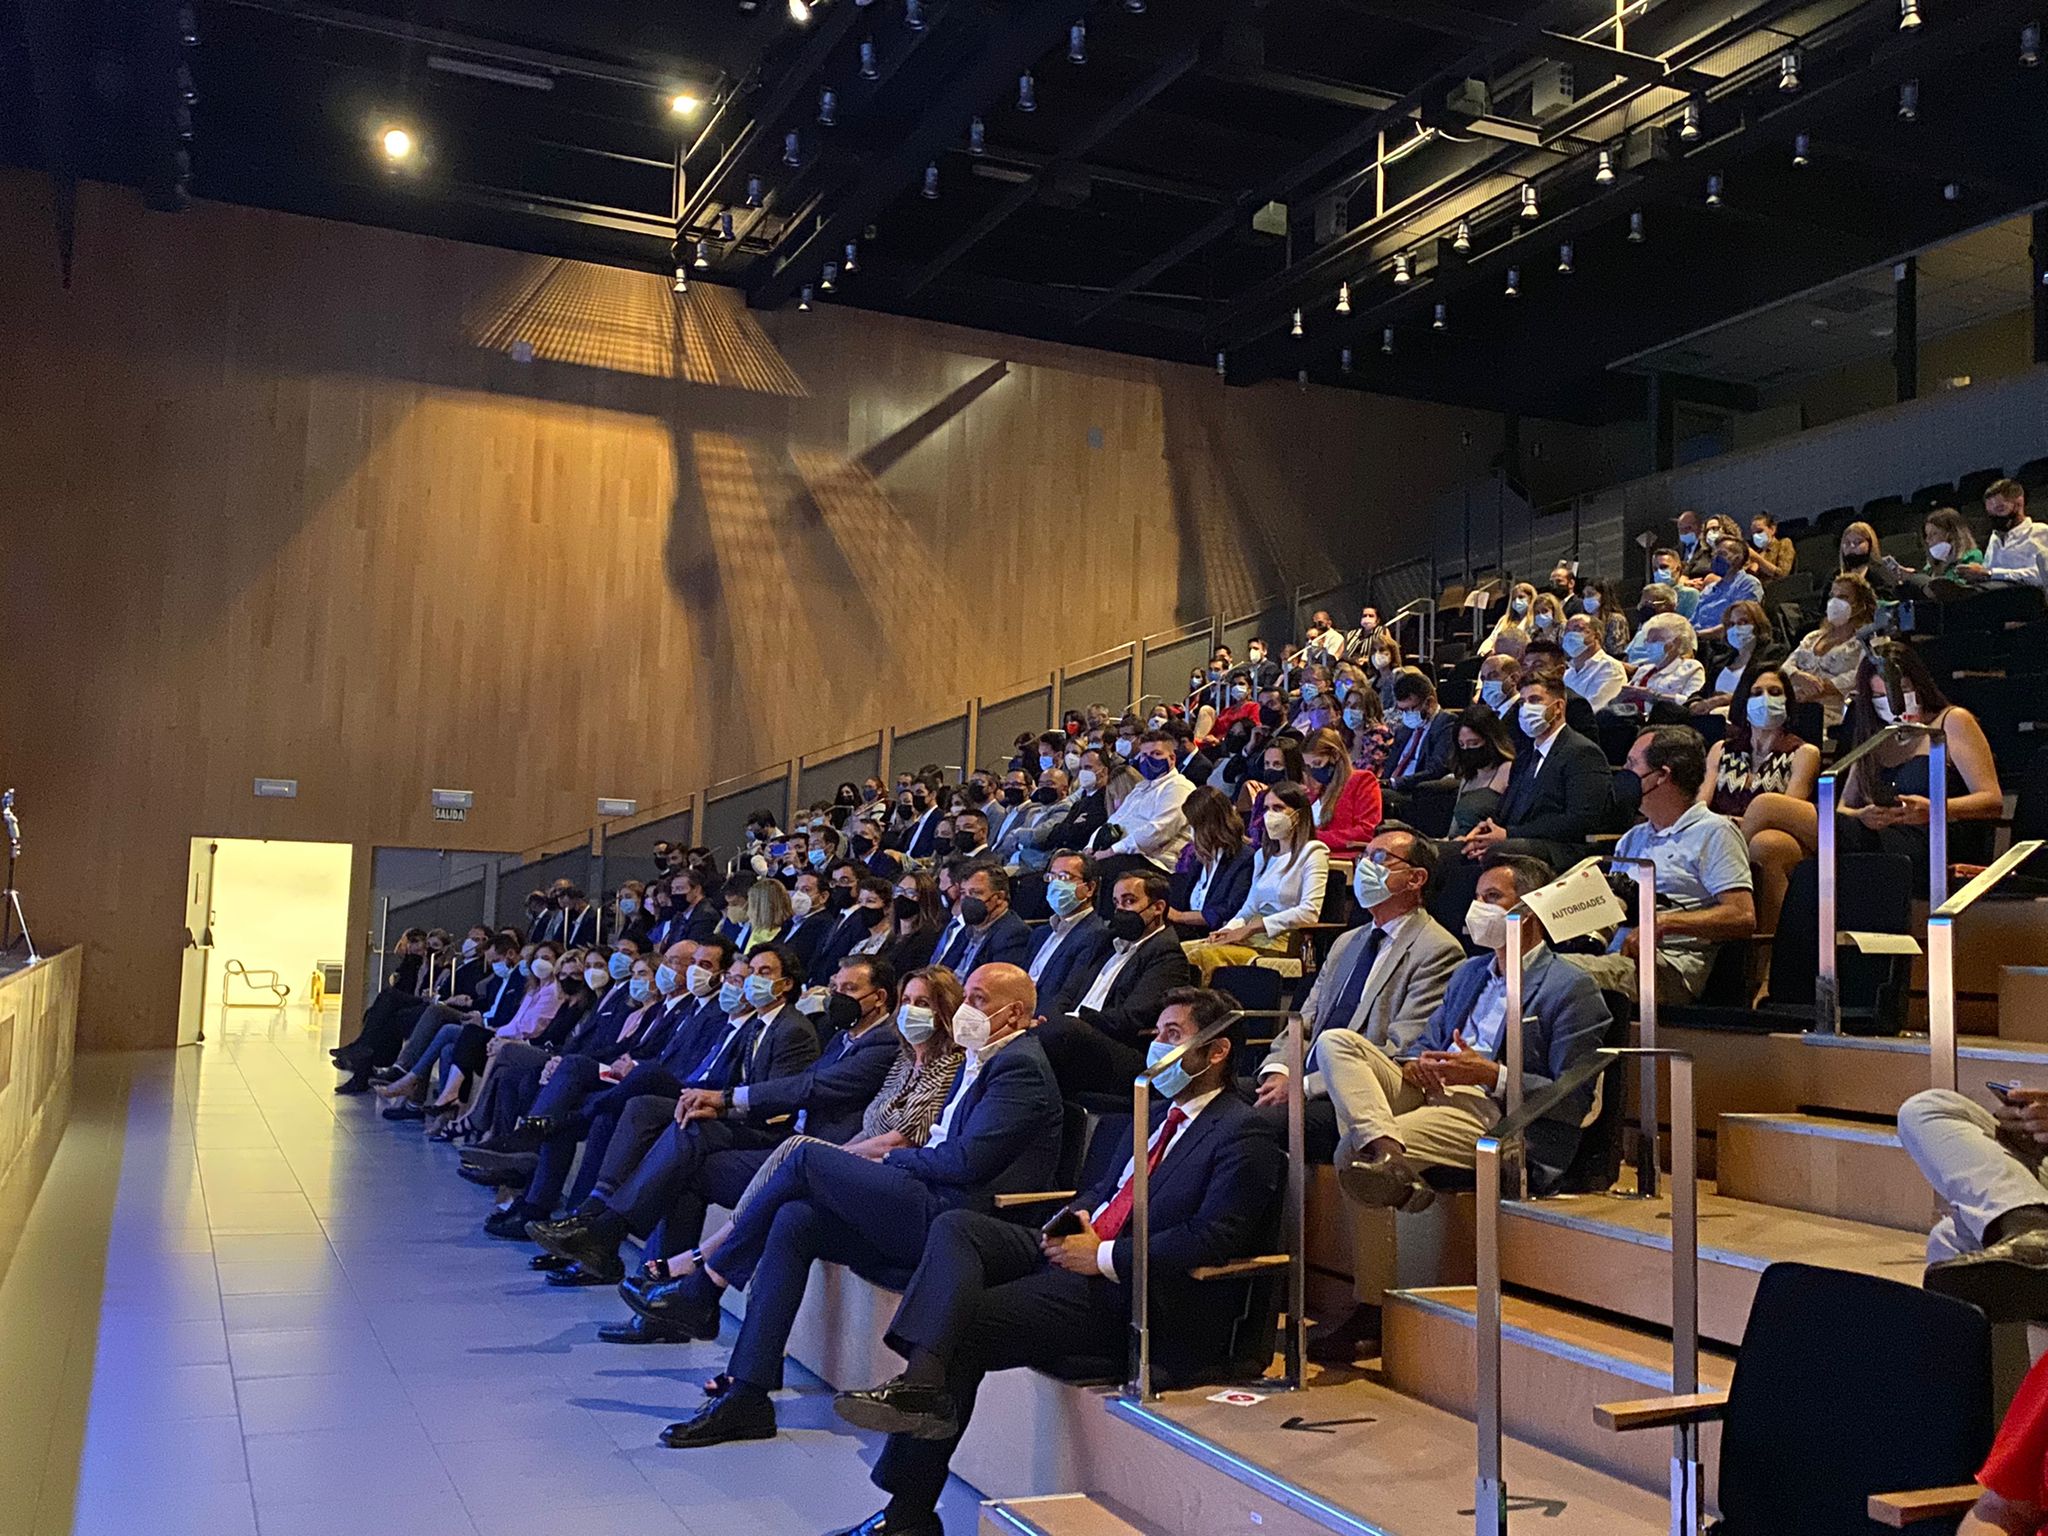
left=1324, top=925, right=1388, bottom=1034
left=1092, top=1107, right=1188, bottom=1241
left=1397, top=722, right=1423, bottom=777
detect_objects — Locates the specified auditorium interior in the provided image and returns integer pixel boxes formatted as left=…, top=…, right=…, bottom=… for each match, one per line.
left=8, top=0, right=2048, bottom=1533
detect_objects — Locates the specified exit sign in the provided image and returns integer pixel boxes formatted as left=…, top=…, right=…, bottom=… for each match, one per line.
left=433, top=806, right=468, bottom=823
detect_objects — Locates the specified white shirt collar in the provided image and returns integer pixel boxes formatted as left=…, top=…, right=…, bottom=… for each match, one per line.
left=1164, top=1085, right=1225, bottom=1123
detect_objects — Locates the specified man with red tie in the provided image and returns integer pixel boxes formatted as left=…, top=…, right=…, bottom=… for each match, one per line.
left=825, top=988, right=1285, bottom=1536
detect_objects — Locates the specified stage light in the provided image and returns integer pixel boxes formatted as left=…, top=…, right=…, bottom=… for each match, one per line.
left=1899, top=0, right=1921, bottom=30
left=672, top=266, right=688, bottom=293
left=789, top=0, right=813, bottom=24
left=821, top=261, right=838, bottom=291
left=1628, top=209, right=1645, bottom=242
left=905, top=0, right=926, bottom=27
left=798, top=284, right=813, bottom=310
left=1380, top=327, right=1394, bottom=354
left=1792, top=131, right=1811, bottom=166
left=1340, top=347, right=1353, bottom=375
left=843, top=240, right=858, bottom=271
left=1126, top=0, right=1146, bottom=11
left=1943, top=181, right=1962, bottom=201
left=1335, top=282, right=1351, bottom=315
left=719, top=211, right=736, bottom=240
left=694, top=240, right=710, bottom=268
left=178, top=63, right=196, bottom=103
left=746, top=175, right=763, bottom=207
left=1431, top=303, right=1446, bottom=332
left=818, top=87, right=837, bottom=124
left=1595, top=149, right=1615, bottom=185
left=1393, top=252, right=1411, bottom=284
left=670, top=92, right=701, bottom=115
left=1679, top=99, right=1701, bottom=141
left=178, top=4, right=197, bottom=44
left=1068, top=22, right=1086, bottom=63
left=1898, top=79, right=1919, bottom=120
left=1519, top=182, right=1538, bottom=220
left=922, top=162, right=939, bottom=198
left=2024, top=22, right=2042, bottom=65
left=1018, top=71, right=1036, bottom=111
left=784, top=130, right=802, bottom=166
left=860, top=40, right=878, bottom=78
left=1779, top=51, right=1801, bottom=91
left=1452, top=218, right=1471, bottom=252
left=1215, top=350, right=1226, bottom=376
left=381, top=126, right=413, bottom=160
left=1705, top=173, right=1724, bottom=207
left=969, top=116, right=986, bottom=153
left=1504, top=266, right=1520, bottom=297
left=1557, top=241, right=1573, bottom=274
left=1290, top=307, right=1304, bottom=337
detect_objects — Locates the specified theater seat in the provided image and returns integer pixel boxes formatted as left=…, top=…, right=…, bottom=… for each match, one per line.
left=1955, top=465, right=2004, bottom=505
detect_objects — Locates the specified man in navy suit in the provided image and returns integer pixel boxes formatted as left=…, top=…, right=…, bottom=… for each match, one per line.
left=779, top=871, right=832, bottom=976
left=1024, top=852, right=1112, bottom=1012
left=827, top=988, right=1286, bottom=1536
left=1384, top=668, right=1457, bottom=795
left=634, top=963, right=1062, bottom=1449
left=933, top=862, right=1035, bottom=975
left=1321, top=854, right=1609, bottom=1215
left=890, top=775, right=946, bottom=859
left=1035, top=868, right=1193, bottom=1097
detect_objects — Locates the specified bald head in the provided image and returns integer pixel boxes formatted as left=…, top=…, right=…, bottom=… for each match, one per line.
left=964, top=962, right=1036, bottom=1021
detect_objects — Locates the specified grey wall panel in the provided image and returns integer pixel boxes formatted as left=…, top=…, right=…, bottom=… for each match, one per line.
left=894, top=716, right=970, bottom=780
left=1061, top=659, right=1134, bottom=720
left=799, top=746, right=881, bottom=811
left=1142, top=634, right=1215, bottom=714
left=976, top=688, right=1052, bottom=773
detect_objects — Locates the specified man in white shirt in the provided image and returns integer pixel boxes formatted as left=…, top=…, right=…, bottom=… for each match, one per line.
left=1561, top=613, right=1627, bottom=713
left=1958, top=479, right=2048, bottom=591
left=1103, top=730, right=1193, bottom=872
left=1037, top=869, right=1192, bottom=1096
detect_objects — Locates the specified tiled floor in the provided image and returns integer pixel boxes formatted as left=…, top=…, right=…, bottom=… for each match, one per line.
left=0, top=1008, right=987, bottom=1535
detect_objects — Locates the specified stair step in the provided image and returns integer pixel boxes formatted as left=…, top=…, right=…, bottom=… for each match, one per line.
left=1792, top=1031, right=2048, bottom=1119
left=1500, top=1182, right=1926, bottom=1345
left=1382, top=1286, right=1734, bottom=1496
left=980, top=1494, right=1156, bottom=1536
left=1716, top=1112, right=1936, bottom=1232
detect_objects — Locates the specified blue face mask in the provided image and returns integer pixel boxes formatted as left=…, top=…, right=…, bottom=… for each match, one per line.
left=743, top=974, right=780, bottom=1009
left=1146, top=1037, right=1199, bottom=1099
left=1046, top=878, right=1085, bottom=918
left=618, top=896, right=640, bottom=916
left=628, top=976, right=653, bottom=1003
left=1335, top=680, right=1352, bottom=702
left=1653, top=568, right=1676, bottom=585
left=1342, top=708, right=1365, bottom=730
left=606, top=951, right=633, bottom=980
left=1136, top=753, right=1171, bottom=781
left=808, top=847, right=828, bottom=869
left=1300, top=682, right=1321, bottom=702
left=517, top=959, right=532, bottom=978
left=1039, top=753, right=1055, bottom=772
left=718, top=978, right=745, bottom=1013
left=491, top=959, right=513, bottom=978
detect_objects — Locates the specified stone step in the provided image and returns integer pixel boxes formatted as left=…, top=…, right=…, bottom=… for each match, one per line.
left=1715, top=1112, right=1936, bottom=1232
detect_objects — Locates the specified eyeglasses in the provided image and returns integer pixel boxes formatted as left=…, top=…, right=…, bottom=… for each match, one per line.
left=1365, top=848, right=1415, bottom=869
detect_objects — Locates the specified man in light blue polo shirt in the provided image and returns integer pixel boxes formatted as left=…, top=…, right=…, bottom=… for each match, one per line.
left=1564, top=725, right=1756, bottom=1004
left=1690, top=531, right=1765, bottom=640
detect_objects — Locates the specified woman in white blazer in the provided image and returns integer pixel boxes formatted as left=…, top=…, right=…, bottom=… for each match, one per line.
left=1184, top=780, right=1330, bottom=981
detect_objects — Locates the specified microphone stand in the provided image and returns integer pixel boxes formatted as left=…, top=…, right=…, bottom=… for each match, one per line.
left=1, top=790, right=39, bottom=964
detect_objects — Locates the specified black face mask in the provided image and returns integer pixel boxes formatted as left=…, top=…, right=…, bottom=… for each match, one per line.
left=1106, top=908, right=1149, bottom=943
left=951, top=831, right=978, bottom=854
left=824, top=991, right=862, bottom=1032
left=861, top=904, right=889, bottom=928
left=1842, top=550, right=1870, bottom=569
left=1032, top=784, right=1060, bottom=805
left=1453, top=746, right=1495, bottom=777
left=1000, top=785, right=1027, bottom=806
left=892, top=894, right=921, bottom=922
left=827, top=887, right=854, bottom=911
left=853, top=833, right=877, bottom=855
left=958, top=895, right=991, bottom=926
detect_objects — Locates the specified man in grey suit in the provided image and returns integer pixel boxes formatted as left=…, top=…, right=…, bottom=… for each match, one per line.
left=998, top=766, right=1072, bottom=867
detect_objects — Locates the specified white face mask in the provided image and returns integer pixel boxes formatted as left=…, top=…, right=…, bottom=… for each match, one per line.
left=582, top=965, right=609, bottom=991
left=1561, top=632, right=1588, bottom=658
left=1825, top=597, right=1853, bottom=627
left=1147, top=714, right=1166, bottom=730
left=530, top=957, right=556, bottom=982
left=896, top=1004, right=936, bottom=1045
left=1725, top=626, right=1754, bottom=652
left=1927, top=541, right=1952, bottom=562
left=950, top=1002, right=1001, bottom=1052
left=1076, top=768, right=1098, bottom=791
left=685, top=962, right=716, bottom=998
left=1262, top=808, right=1294, bottom=842
left=1746, top=692, right=1788, bottom=730
left=1517, top=701, right=1552, bottom=739
left=1873, top=691, right=1918, bottom=725
left=1464, top=898, right=1509, bottom=951
left=789, top=890, right=814, bottom=918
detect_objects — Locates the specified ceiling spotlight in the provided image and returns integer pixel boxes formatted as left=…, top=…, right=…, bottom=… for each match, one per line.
left=719, top=211, right=736, bottom=241
left=818, top=87, right=837, bottom=125
left=783, top=130, right=802, bottom=166
left=1595, top=149, right=1615, bottom=185
left=859, top=40, right=878, bottom=78
left=789, top=0, right=812, bottom=22
left=821, top=261, right=838, bottom=292
left=1431, top=302, right=1446, bottom=332
left=1628, top=209, right=1645, bottom=242
left=1380, top=326, right=1394, bottom=354
left=1779, top=50, right=1801, bottom=91
left=921, top=162, right=939, bottom=198
left=1335, top=281, right=1351, bottom=315
left=1017, top=71, right=1037, bottom=111
left=2024, top=22, right=2042, bottom=65
left=670, top=92, right=701, bottom=116
left=1393, top=252, right=1411, bottom=284
left=1679, top=99, right=1701, bottom=141
left=1504, top=266, right=1520, bottom=297
left=905, top=0, right=926, bottom=27
left=1705, top=172, right=1724, bottom=207
left=843, top=239, right=858, bottom=272
left=1899, top=0, right=1921, bottom=30
left=1943, top=181, right=1962, bottom=201
left=969, top=116, right=986, bottom=153
left=178, top=4, right=197, bottom=44
left=1557, top=241, right=1574, bottom=274
left=746, top=175, right=763, bottom=208
left=694, top=240, right=710, bottom=268
left=672, top=266, right=688, bottom=294
left=1898, top=79, right=1919, bottom=120
left=1452, top=218, right=1471, bottom=253
left=1290, top=307, right=1304, bottom=338
left=1792, top=131, right=1811, bottom=166
left=1340, top=347, right=1354, bottom=375
left=380, top=126, right=413, bottom=160
left=178, top=62, right=196, bottom=103
left=1068, top=22, right=1086, bottom=64
left=1126, top=0, right=1146, bottom=11
left=1519, top=182, right=1539, bottom=220
left=798, top=284, right=813, bottom=310
left=1215, top=350, right=1227, bottom=377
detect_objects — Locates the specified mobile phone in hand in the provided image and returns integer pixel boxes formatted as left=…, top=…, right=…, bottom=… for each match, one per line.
left=1988, top=1080, right=2025, bottom=1103
left=1041, top=1208, right=1084, bottom=1239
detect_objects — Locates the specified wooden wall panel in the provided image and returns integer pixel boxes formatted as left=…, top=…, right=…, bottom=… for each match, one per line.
left=0, top=173, right=1509, bottom=1049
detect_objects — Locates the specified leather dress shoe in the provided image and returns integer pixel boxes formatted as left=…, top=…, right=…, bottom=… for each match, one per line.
left=526, top=1217, right=622, bottom=1282
left=381, top=1102, right=428, bottom=1122
left=1926, top=1228, right=2048, bottom=1322
left=515, top=1114, right=557, bottom=1138
left=460, top=1147, right=539, bottom=1180
left=1336, top=1148, right=1435, bottom=1213
left=371, top=1066, right=404, bottom=1085
left=822, top=1510, right=944, bottom=1536
left=529, top=1251, right=573, bottom=1272
left=832, top=1377, right=959, bottom=1441
left=658, top=1388, right=776, bottom=1449
left=546, top=1259, right=623, bottom=1287
left=597, top=1313, right=689, bottom=1345
left=482, top=1207, right=531, bottom=1240
left=524, top=1212, right=593, bottom=1247
left=457, top=1162, right=511, bottom=1189
left=334, top=1072, right=371, bottom=1096
left=620, top=1274, right=722, bottom=1341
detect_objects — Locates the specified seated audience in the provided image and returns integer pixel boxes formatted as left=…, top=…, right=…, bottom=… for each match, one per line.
left=826, top=989, right=1285, bottom=1536
left=1689, top=600, right=1773, bottom=718
left=1024, top=851, right=1112, bottom=1007
left=1746, top=512, right=1795, bottom=581
left=1879, top=505, right=1984, bottom=595
left=1691, top=530, right=1764, bottom=638
left=1340, top=681, right=1395, bottom=776
left=1650, top=548, right=1700, bottom=619
left=1702, top=664, right=1821, bottom=948
left=933, top=861, right=1035, bottom=975
left=1837, top=519, right=1880, bottom=584
left=1836, top=644, right=2004, bottom=874
left=1475, top=652, right=1521, bottom=722
left=1480, top=582, right=1536, bottom=657
left=1898, top=1083, right=2048, bottom=1318
left=1365, top=633, right=1403, bottom=713
left=1448, top=706, right=1516, bottom=836
left=1235, top=734, right=1304, bottom=825
left=883, top=870, right=947, bottom=974
left=1385, top=669, right=1456, bottom=794
left=1785, top=572, right=1875, bottom=729
left=1460, top=672, right=1614, bottom=869
left=1036, top=868, right=1192, bottom=1095
left=1301, top=726, right=1382, bottom=857
left=1291, top=667, right=1338, bottom=733
left=1166, top=787, right=1254, bottom=939
left=1953, top=479, right=2048, bottom=591
left=1580, top=577, right=1629, bottom=657
left=1527, top=591, right=1566, bottom=645
left=1610, top=612, right=1705, bottom=717
left=1562, top=726, right=1756, bottom=1005
left=1561, top=613, right=1627, bottom=713
left=1184, top=781, right=1330, bottom=978
left=1093, top=730, right=1192, bottom=886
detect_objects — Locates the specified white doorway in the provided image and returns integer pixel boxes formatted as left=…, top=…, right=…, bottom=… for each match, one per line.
left=178, top=837, right=353, bottom=1044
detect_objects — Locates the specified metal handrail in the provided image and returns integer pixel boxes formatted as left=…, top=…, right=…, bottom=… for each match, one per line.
left=1475, top=1046, right=1700, bottom=1536
left=1126, top=1008, right=1306, bottom=1404
left=1814, top=721, right=1945, bottom=1035
left=1927, top=839, right=2046, bottom=1093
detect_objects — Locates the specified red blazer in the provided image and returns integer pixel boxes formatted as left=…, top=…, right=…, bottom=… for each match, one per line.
left=1312, top=769, right=1382, bottom=857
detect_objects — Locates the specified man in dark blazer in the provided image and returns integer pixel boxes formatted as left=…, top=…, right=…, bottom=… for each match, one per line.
left=629, top=964, right=1062, bottom=1449
left=1460, top=672, right=1614, bottom=871
left=1168, top=720, right=1215, bottom=792
left=888, top=776, right=946, bottom=859
left=1025, top=852, right=1113, bottom=1013
left=531, top=956, right=904, bottom=1309
left=376, top=934, right=525, bottom=1083
left=1034, top=867, right=1193, bottom=1097
left=779, top=872, right=832, bottom=976
left=809, top=875, right=890, bottom=984
left=933, top=862, right=1035, bottom=975
left=828, top=989, right=1286, bottom=1536
left=1384, top=669, right=1457, bottom=793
